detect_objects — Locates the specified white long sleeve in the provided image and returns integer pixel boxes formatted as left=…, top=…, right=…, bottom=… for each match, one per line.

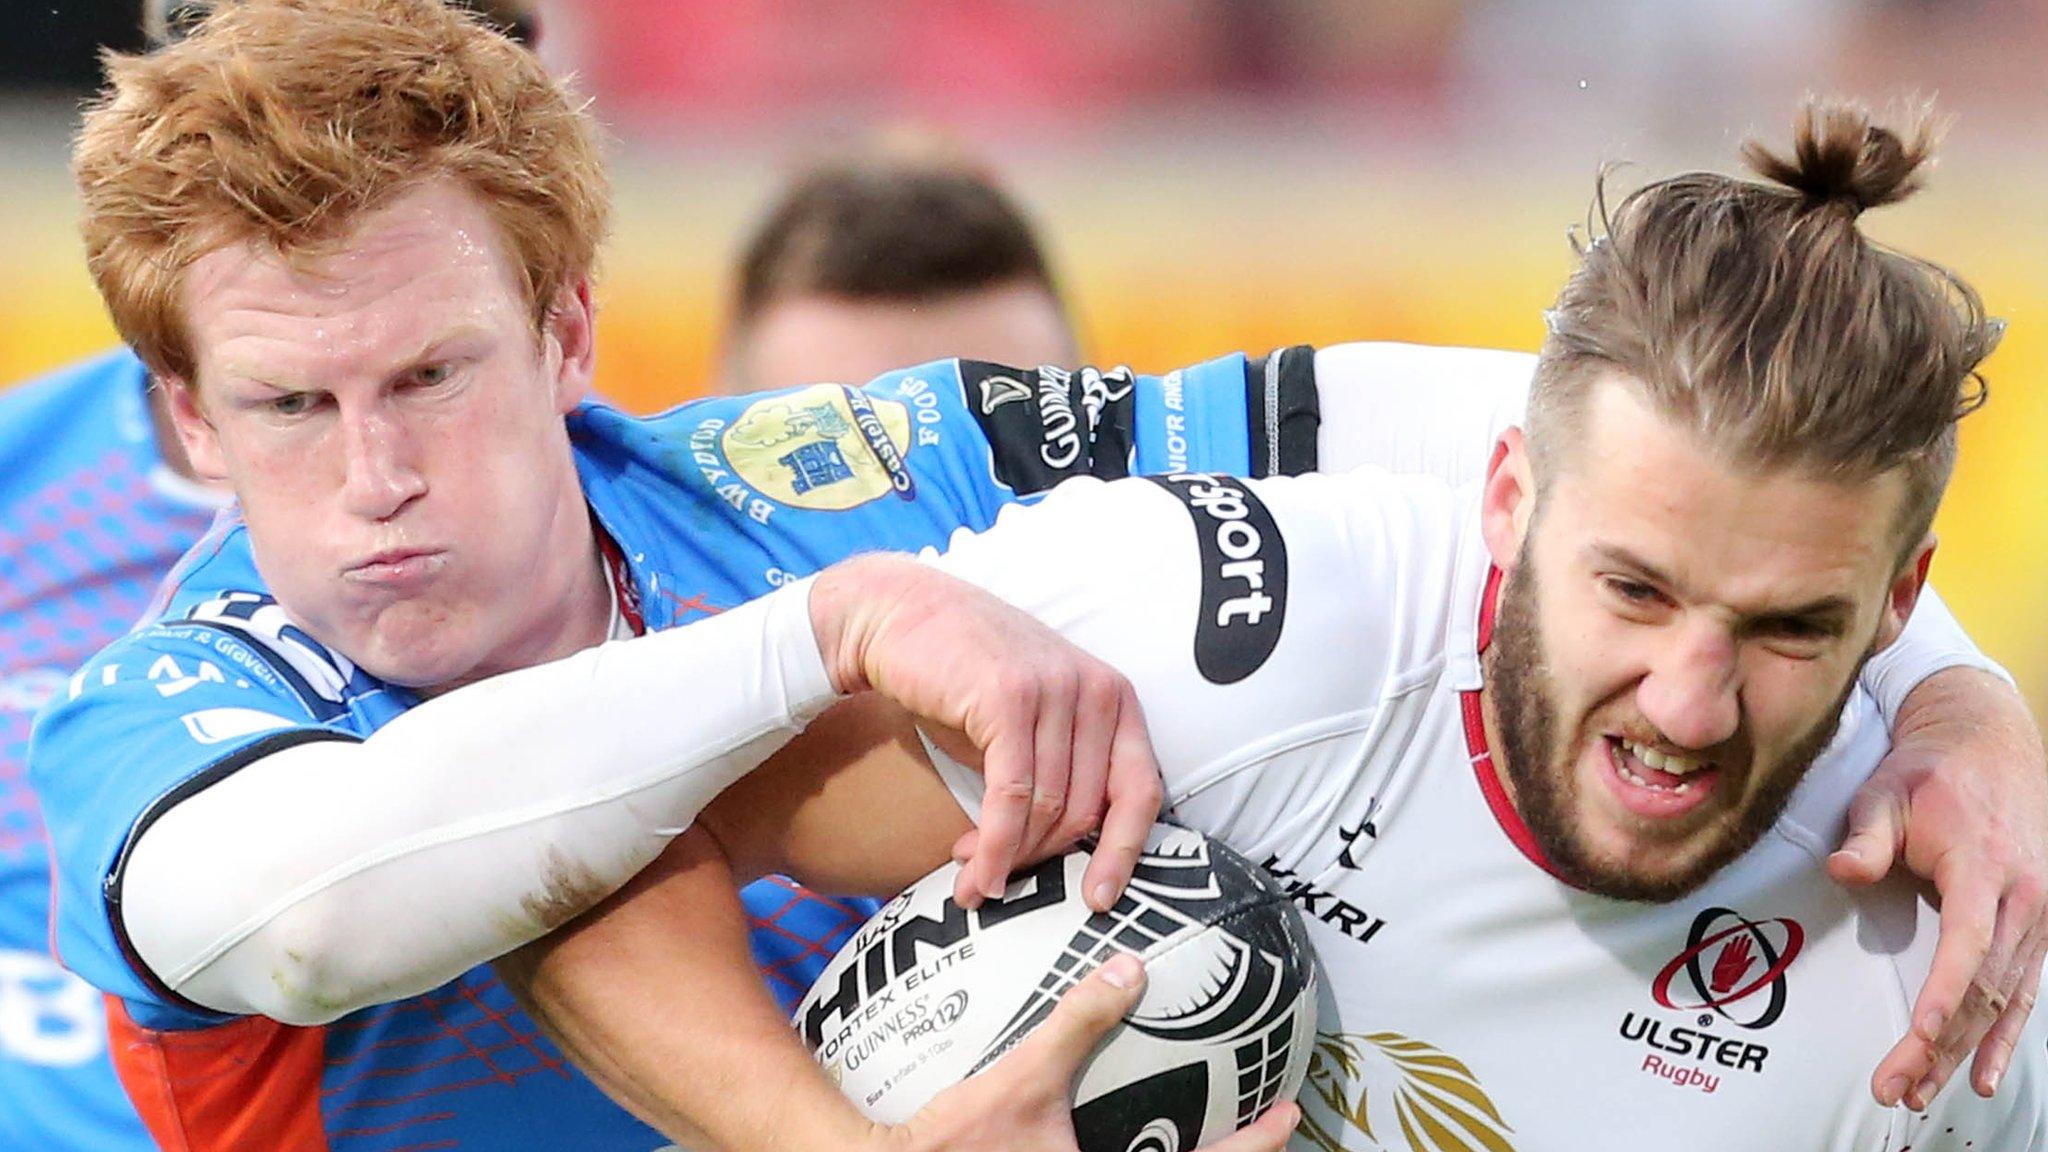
left=119, top=579, right=835, bottom=1024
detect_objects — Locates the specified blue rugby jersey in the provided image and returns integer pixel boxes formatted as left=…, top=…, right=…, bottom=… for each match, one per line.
left=0, top=349, right=222, bottom=1151
left=29, top=349, right=1319, bottom=1150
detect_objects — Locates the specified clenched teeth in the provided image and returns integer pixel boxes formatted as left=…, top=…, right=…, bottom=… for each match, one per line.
left=1617, top=760, right=1694, bottom=794
left=1622, top=740, right=1709, bottom=777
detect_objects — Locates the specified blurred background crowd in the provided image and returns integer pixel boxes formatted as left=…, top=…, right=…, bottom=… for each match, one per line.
left=2, top=0, right=2044, bottom=699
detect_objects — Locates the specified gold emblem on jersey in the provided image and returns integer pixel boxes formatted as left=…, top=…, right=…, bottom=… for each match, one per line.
left=1298, top=1032, right=1517, bottom=1152
left=723, top=385, right=916, bottom=511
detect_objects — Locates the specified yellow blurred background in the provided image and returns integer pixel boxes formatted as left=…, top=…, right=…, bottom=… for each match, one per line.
left=3, top=0, right=2044, bottom=705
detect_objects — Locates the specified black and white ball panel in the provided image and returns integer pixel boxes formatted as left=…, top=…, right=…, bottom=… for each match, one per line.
left=796, top=825, right=1318, bottom=1150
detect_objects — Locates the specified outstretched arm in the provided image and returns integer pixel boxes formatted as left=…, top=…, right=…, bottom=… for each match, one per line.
left=109, top=554, right=1156, bottom=1022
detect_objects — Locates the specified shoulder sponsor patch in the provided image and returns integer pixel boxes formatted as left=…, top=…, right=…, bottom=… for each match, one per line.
left=722, top=384, right=917, bottom=510
left=958, top=361, right=1137, bottom=494
left=1148, top=473, right=1289, bottom=683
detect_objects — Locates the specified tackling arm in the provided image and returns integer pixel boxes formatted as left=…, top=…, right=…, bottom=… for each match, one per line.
left=111, top=550, right=1159, bottom=1025
left=507, top=467, right=1430, bottom=1146
left=120, top=574, right=838, bottom=1023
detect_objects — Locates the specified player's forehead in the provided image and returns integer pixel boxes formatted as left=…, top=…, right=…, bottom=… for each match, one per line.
left=1546, top=376, right=1905, bottom=608
left=181, top=179, right=527, bottom=388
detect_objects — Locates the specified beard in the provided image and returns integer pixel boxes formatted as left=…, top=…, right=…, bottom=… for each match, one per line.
left=1483, top=548, right=1856, bottom=902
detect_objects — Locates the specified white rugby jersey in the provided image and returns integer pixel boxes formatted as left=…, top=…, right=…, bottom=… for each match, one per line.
left=922, top=465, right=2047, bottom=1152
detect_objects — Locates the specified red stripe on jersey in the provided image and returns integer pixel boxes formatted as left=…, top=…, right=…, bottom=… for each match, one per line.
left=108, top=995, right=330, bottom=1151
left=1473, top=561, right=1502, bottom=654
left=596, top=523, right=646, bottom=636
left=1461, top=566, right=1571, bottom=884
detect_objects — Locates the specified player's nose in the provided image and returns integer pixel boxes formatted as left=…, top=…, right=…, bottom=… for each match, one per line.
left=1635, top=620, right=1740, bottom=751
left=337, top=407, right=426, bottom=521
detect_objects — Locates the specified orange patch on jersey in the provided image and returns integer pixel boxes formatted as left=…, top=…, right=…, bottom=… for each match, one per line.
left=107, top=994, right=329, bottom=1151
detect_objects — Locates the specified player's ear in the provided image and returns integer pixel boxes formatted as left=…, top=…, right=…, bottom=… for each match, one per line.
left=542, top=275, right=597, bottom=413
left=160, top=376, right=230, bottom=483
left=1481, top=428, right=1536, bottom=572
left=1872, top=535, right=1935, bottom=654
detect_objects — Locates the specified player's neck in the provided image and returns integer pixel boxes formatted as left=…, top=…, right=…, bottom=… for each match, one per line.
left=541, top=532, right=615, bottom=657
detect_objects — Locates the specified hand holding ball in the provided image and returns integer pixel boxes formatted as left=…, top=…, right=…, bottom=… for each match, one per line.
left=796, top=826, right=1318, bottom=1151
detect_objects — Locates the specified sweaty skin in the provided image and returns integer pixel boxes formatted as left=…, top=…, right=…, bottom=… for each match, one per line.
left=169, top=180, right=608, bottom=693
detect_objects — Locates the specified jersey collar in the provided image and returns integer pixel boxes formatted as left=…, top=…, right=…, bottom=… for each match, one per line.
left=596, top=522, right=646, bottom=638
left=1460, top=565, right=1574, bottom=885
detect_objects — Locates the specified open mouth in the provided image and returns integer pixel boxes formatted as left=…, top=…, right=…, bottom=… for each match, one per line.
left=1601, top=736, right=1719, bottom=819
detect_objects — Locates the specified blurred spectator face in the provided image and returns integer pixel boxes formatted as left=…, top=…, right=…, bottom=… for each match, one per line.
left=730, top=278, right=1077, bottom=391
left=719, top=136, right=1079, bottom=393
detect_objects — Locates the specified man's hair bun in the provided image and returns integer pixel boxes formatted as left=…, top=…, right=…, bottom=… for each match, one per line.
left=1741, top=99, right=1939, bottom=216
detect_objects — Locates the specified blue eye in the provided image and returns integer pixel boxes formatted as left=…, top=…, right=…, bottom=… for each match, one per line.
left=411, top=363, right=455, bottom=387
left=271, top=391, right=318, bottom=416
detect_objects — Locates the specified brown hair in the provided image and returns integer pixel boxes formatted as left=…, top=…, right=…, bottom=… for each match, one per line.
left=80, top=0, right=605, bottom=383
left=1527, top=98, right=2001, bottom=554
left=731, top=133, right=1065, bottom=328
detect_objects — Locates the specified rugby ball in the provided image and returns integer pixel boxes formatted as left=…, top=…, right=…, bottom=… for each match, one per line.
left=794, top=825, right=1318, bottom=1151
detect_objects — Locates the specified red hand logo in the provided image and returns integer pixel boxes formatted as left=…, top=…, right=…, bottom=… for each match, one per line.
left=1711, top=935, right=1755, bottom=995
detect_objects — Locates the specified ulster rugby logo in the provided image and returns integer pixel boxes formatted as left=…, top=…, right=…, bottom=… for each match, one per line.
left=1650, top=907, right=1804, bottom=1030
